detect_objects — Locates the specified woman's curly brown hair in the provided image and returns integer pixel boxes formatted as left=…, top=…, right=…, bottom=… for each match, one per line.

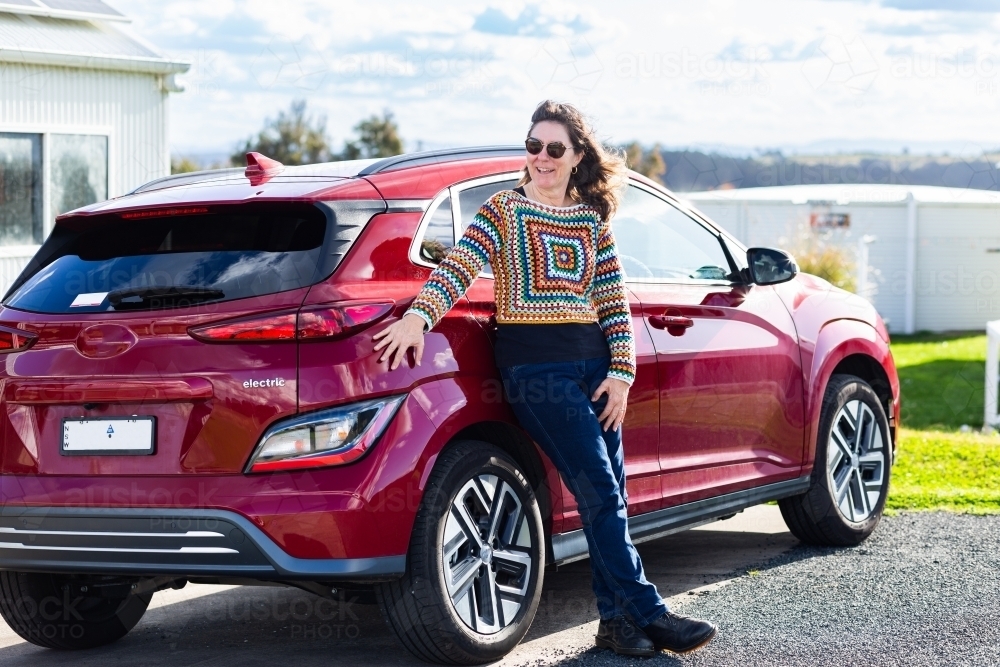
left=518, top=100, right=628, bottom=222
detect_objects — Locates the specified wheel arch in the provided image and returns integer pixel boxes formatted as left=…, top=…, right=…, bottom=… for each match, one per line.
left=450, top=421, right=558, bottom=562
left=405, top=376, right=562, bottom=557
left=829, top=353, right=894, bottom=440
left=805, top=319, right=899, bottom=476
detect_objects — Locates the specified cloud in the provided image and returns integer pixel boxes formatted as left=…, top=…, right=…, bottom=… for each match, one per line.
left=115, top=0, right=1000, bottom=159
left=880, top=0, right=1000, bottom=10
left=868, top=22, right=971, bottom=35
left=717, top=38, right=814, bottom=62
left=472, top=5, right=591, bottom=37
left=864, top=11, right=990, bottom=35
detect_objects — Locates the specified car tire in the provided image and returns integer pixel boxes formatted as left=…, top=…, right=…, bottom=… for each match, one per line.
left=376, top=440, right=545, bottom=665
left=779, top=374, right=892, bottom=546
left=0, top=572, right=151, bottom=649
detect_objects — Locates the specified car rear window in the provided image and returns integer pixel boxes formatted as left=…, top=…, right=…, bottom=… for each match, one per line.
left=4, top=205, right=327, bottom=313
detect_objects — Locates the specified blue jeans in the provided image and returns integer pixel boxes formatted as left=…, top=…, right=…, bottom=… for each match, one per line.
left=499, top=356, right=668, bottom=625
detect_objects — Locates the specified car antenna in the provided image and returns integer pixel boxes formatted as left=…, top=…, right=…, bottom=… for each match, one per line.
left=245, top=152, right=284, bottom=185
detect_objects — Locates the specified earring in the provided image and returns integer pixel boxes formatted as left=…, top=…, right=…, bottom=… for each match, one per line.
left=572, top=166, right=578, bottom=174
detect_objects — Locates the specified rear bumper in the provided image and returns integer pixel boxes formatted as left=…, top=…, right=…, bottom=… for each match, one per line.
left=0, top=392, right=443, bottom=563
left=0, top=506, right=405, bottom=581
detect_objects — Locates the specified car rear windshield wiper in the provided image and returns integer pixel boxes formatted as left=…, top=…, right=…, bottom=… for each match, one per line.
left=108, top=286, right=225, bottom=311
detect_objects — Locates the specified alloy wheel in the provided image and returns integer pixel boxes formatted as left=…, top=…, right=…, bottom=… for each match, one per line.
left=442, top=474, right=534, bottom=635
left=827, top=399, right=887, bottom=522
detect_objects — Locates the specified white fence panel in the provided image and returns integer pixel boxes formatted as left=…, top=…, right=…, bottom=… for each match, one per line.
left=986, top=320, right=1000, bottom=430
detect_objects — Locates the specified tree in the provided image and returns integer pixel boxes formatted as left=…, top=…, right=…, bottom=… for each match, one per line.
left=231, top=99, right=333, bottom=166
left=640, top=144, right=666, bottom=181
left=340, top=110, right=404, bottom=160
left=625, top=142, right=644, bottom=174
left=623, top=141, right=667, bottom=182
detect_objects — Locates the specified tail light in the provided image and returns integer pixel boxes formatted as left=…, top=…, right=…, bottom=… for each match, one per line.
left=297, top=303, right=394, bottom=339
left=120, top=207, right=209, bottom=220
left=188, top=312, right=297, bottom=342
left=246, top=395, right=404, bottom=473
left=0, top=325, right=38, bottom=353
left=188, top=302, right=393, bottom=343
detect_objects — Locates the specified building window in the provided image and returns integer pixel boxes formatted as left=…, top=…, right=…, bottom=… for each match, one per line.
left=0, top=133, right=43, bottom=245
left=0, top=132, right=108, bottom=247
left=51, top=134, right=108, bottom=223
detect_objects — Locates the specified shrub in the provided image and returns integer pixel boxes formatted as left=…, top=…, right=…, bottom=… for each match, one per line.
left=782, top=222, right=856, bottom=292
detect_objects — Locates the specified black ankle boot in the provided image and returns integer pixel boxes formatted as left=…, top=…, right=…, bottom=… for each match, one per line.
left=641, top=611, right=717, bottom=653
left=595, top=615, right=655, bottom=657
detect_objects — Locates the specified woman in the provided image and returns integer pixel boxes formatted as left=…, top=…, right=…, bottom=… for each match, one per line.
left=373, top=100, right=717, bottom=657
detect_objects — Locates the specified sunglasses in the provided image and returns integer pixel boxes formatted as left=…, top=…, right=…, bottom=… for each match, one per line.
left=525, top=137, right=570, bottom=159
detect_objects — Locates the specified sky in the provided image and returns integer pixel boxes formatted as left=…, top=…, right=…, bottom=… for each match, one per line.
left=112, top=0, right=1000, bottom=158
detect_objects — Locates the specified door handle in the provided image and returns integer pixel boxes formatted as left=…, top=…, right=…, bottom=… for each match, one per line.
left=649, top=315, right=694, bottom=330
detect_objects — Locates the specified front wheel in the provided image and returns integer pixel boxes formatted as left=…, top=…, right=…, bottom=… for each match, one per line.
left=0, top=572, right=151, bottom=649
left=377, top=440, right=544, bottom=665
left=779, top=374, right=892, bottom=546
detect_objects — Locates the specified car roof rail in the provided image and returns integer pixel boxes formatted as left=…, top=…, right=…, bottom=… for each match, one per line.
left=129, top=168, right=245, bottom=194
left=358, top=145, right=524, bottom=175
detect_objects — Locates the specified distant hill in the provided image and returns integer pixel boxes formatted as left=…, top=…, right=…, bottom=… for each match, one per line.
left=655, top=150, right=1000, bottom=192
left=174, top=145, right=1000, bottom=193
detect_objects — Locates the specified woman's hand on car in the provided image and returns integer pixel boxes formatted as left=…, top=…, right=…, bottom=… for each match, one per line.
left=592, top=377, right=630, bottom=432
left=372, top=314, right=427, bottom=370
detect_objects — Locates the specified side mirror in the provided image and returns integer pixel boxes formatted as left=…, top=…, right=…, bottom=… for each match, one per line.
left=746, top=247, right=798, bottom=285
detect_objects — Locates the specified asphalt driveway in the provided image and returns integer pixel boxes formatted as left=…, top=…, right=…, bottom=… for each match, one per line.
left=0, top=507, right=996, bottom=666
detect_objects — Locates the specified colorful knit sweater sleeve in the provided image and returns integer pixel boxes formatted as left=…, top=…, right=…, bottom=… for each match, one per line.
left=404, top=197, right=502, bottom=331
left=591, top=218, right=637, bottom=385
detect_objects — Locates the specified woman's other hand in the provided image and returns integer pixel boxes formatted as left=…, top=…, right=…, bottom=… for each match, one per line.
left=592, top=377, right=630, bottom=432
left=372, top=314, right=427, bottom=370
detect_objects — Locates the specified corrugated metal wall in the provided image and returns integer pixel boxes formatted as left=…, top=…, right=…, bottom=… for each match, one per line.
left=692, top=200, right=809, bottom=248
left=846, top=204, right=908, bottom=331
left=0, top=61, right=169, bottom=197
left=0, top=62, right=168, bottom=294
left=915, top=205, right=1000, bottom=331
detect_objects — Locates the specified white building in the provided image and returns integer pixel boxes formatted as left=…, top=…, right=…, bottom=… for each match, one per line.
left=684, top=184, right=1000, bottom=334
left=0, top=0, right=187, bottom=289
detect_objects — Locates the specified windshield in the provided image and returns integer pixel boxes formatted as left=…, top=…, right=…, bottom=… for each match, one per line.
left=5, top=205, right=327, bottom=314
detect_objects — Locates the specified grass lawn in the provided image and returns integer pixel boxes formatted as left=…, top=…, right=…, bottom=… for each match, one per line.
left=892, top=332, right=986, bottom=430
left=887, top=332, right=1000, bottom=513
left=889, top=428, right=1000, bottom=513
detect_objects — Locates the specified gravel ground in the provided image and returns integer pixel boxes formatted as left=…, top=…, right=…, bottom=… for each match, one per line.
left=545, top=512, right=1000, bottom=667
left=1, top=511, right=997, bottom=666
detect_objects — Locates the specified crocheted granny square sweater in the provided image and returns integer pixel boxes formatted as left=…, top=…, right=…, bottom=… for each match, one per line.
left=405, top=189, right=636, bottom=385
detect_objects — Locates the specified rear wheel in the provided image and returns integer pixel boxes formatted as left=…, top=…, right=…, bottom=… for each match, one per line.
left=377, top=440, right=544, bottom=665
left=0, top=572, right=151, bottom=649
left=779, top=374, right=891, bottom=546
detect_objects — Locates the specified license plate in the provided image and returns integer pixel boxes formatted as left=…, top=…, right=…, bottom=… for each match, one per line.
left=61, top=417, right=156, bottom=455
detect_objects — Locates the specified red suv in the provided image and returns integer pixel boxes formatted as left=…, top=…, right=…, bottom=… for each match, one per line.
left=0, top=147, right=898, bottom=663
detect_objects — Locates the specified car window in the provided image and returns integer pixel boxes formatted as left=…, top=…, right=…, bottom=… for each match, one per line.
left=418, top=195, right=454, bottom=264
left=612, top=185, right=734, bottom=282
left=458, top=181, right=518, bottom=231
left=416, top=179, right=519, bottom=268
left=457, top=179, right=518, bottom=276
left=5, top=204, right=327, bottom=313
